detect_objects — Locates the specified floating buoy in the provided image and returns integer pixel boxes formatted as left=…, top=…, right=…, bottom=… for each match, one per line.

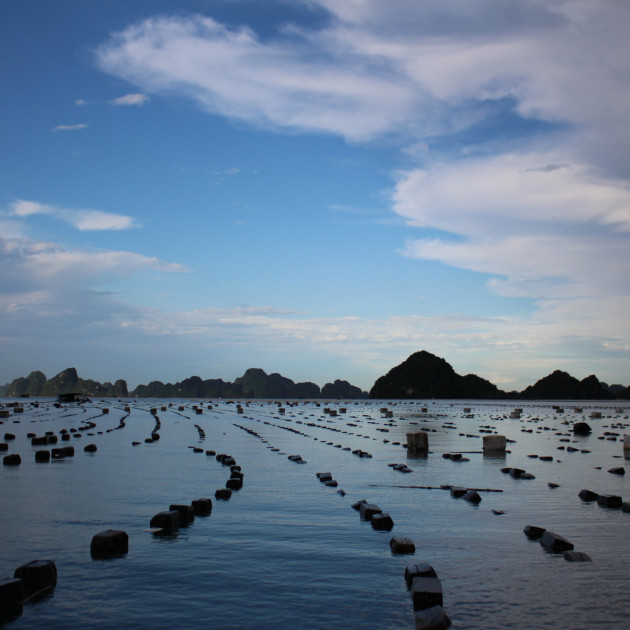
left=0, top=577, right=24, bottom=623
left=34, top=450, right=50, bottom=463
left=390, top=537, right=415, bottom=554
left=192, top=499, right=212, bottom=517
left=169, top=504, right=194, bottom=526
left=149, top=511, right=180, bottom=534
left=13, top=560, right=57, bottom=600
left=90, top=530, right=128, bottom=559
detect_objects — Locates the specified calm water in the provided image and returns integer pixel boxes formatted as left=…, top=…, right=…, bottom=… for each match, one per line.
left=1, top=398, right=629, bottom=629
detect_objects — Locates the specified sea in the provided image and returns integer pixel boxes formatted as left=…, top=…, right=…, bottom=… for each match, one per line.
left=1, top=398, right=629, bottom=629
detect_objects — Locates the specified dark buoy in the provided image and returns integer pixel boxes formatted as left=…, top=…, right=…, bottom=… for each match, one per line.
left=404, top=563, right=437, bottom=589
left=3, top=454, right=21, bottom=466
left=84, top=444, right=97, bottom=453
left=13, top=560, right=57, bottom=600
left=359, top=503, right=382, bottom=521
left=215, top=488, right=232, bottom=500
left=540, top=531, right=574, bottom=553
left=192, top=499, right=212, bottom=516
left=149, top=510, right=180, bottom=534
left=410, top=576, right=443, bottom=611
left=597, top=494, right=622, bottom=508
left=573, top=422, right=592, bottom=436
left=371, top=513, right=394, bottom=531
left=0, top=577, right=24, bottom=623
left=578, top=489, right=598, bottom=502
left=226, top=478, right=243, bottom=491
left=390, top=537, right=415, bottom=554
left=35, top=450, right=50, bottom=463
left=523, top=525, right=546, bottom=540
left=90, top=530, right=129, bottom=559
left=169, top=504, right=195, bottom=526
left=463, top=490, right=482, bottom=504
left=450, top=487, right=467, bottom=498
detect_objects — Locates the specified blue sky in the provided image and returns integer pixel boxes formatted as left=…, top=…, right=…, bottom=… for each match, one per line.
left=1, top=0, right=629, bottom=392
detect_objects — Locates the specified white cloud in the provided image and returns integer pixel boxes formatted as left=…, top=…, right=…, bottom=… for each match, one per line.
left=11, top=200, right=48, bottom=217
left=394, top=152, right=630, bottom=302
left=9, top=199, right=139, bottom=231
left=69, top=210, right=138, bottom=231
left=52, top=123, right=88, bottom=132
left=93, top=3, right=630, bottom=169
left=96, top=14, right=420, bottom=141
left=109, top=93, right=150, bottom=106
left=0, top=235, right=186, bottom=296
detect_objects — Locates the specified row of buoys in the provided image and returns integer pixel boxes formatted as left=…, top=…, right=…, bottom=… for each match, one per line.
left=523, top=525, right=591, bottom=562
left=442, top=453, right=469, bottom=463
left=404, top=563, right=451, bottom=629
left=449, top=487, right=482, bottom=504
left=241, top=414, right=378, bottom=459
left=0, top=559, right=58, bottom=624
left=305, top=430, right=448, bottom=629
left=150, top=443, right=245, bottom=535
left=388, top=462, right=413, bottom=473
left=500, top=466, right=536, bottom=480
left=351, top=499, right=395, bottom=531
left=579, top=488, right=629, bottom=511
left=316, top=471, right=339, bottom=488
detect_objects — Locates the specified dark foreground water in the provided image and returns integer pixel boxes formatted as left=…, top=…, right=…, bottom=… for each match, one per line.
left=1, top=398, right=629, bottom=629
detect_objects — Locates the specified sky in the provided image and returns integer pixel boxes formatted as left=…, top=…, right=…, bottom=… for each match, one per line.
left=1, top=0, right=629, bottom=392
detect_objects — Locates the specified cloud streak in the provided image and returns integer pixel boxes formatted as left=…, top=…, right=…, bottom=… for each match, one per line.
left=9, top=200, right=140, bottom=231
left=109, top=93, right=150, bottom=106
left=96, top=14, right=419, bottom=141
left=93, top=3, right=630, bottom=164
left=52, top=123, right=88, bottom=132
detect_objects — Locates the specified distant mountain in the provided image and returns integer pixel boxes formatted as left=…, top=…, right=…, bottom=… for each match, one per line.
left=606, top=383, right=629, bottom=396
left=5, top=368, right=128, bottom=398
left=519, top=370, right=614, bottom=400
left=6, top=370, right=47, bottom=397
left=369, top=351, right=629, bottom=400
left=369, top=351, right=506, bottom=399
left=4, top=357, right=627, bottom=400
left=3, top=366, right=367, bottom=399
left=321, top=379, right=366, bottom=399
left=131, top=368, right=366, bottom=399
left=234, top=368, right=297, bottom=398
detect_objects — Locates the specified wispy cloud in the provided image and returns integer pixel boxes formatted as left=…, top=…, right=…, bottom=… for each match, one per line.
left=96, top=15, right=418, bottom=141
left=52, top=123, right=88, bottom=132
left=94, top=3, right=630, bottom=164
left=109, top=93, right=150, bottom=106
left=394, top=152, right=630, bottom=301
left=9, top=199, right=139, bottom=231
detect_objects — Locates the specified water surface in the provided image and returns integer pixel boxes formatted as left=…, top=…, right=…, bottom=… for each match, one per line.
left=1, top=399, right=629, bottom=628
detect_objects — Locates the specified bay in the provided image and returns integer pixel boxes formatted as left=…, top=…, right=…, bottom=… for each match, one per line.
left=1, top=398, right=629, bottom=628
